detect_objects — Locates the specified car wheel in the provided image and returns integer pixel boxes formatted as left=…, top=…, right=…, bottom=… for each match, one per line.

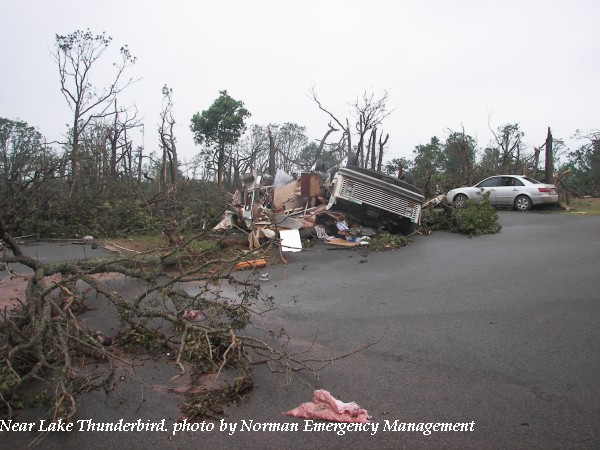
left=453, top=194, right=468, bottom=209
left=514, top=195, right=532, bottom=211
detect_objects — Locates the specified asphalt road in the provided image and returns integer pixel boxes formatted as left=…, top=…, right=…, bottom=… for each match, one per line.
left=3, top=211, right=600, bottom=449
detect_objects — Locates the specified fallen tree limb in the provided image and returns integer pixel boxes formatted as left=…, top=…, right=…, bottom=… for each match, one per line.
left=1, top=215, right=381, bottom=425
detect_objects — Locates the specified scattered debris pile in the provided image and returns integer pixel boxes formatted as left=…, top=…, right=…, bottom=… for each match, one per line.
left=213, top=163, right=426, bottom=253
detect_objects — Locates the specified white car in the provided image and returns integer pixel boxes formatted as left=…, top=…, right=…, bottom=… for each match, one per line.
left=446, top=175, right=559, bottom=211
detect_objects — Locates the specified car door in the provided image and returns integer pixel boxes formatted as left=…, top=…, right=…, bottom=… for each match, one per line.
left=494, top=176, right=524, bottom=205
left=474, top=176, right=502, bottom=204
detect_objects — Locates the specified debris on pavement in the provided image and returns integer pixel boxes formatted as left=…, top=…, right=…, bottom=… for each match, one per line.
left=233, top=259, right=267, bottom=271
left=214, top=162, right=428, bottom=257
left=324, top=238, right=361, bottom=248
left=279, top=229, right=302, bottom=252
left=258, top=273, right=270, bottom=282
left=181, top=310, right=203, bottom=321
left=283, top=389, right=371, bottom=423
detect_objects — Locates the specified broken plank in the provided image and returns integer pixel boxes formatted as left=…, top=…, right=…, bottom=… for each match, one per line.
left=324, top=238, right=360, bottom=248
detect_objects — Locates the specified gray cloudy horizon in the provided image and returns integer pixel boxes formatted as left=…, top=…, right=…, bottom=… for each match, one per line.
left=1, top=0, right=598, bottom=166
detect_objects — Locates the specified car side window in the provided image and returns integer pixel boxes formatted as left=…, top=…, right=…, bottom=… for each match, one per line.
left=478, top=177, right=500, bottom=187
left=500, top=177, right=524, bottom=187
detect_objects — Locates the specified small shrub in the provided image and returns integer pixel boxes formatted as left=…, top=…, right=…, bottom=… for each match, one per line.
left=422, top=197, right=501, bottom=236
left=455, top=199, right=501, bottom=235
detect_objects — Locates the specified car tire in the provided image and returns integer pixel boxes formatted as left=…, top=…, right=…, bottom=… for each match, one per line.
left=514, top=195, right=532, bottom=211
left=453, top=194, right=468, bottom=209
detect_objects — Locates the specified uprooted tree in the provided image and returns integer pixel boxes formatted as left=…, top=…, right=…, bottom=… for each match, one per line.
left=0, top=216, right=378, bottom=422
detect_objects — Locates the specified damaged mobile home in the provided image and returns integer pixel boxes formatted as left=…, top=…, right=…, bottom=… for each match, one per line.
left=213, top=160, right=425, bottom=251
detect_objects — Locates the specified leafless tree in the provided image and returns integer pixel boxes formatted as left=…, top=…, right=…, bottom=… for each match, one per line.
left=310, top=86, right=393, bottom=168
left=234, top=124, right=270, bottom=174
left=352, top=90, right=393, bottom=167
left=314, top=122, right=339, bottom=165
left=159, top=85, right=179, bottom=190
left=377, top=131, right=389, bottom=172
left=53, top=30, right=136, bottom=197
left=488, top=121, right=525, bottom=174
left=108, top=100, right=142, bottom=178
left=309, top=86, right=352, bottom=158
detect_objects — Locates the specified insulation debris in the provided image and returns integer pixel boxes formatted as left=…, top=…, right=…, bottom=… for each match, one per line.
left=234, top=259, right=267, bottom=271
left=283, top=389, right=371, bottom=423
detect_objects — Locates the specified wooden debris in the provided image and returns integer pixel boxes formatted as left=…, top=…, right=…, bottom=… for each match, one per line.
left=324, top=238, right=360, bottom=248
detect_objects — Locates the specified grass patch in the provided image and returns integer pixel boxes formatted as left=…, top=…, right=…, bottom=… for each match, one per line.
left=561, top=197, right=600, bottom=215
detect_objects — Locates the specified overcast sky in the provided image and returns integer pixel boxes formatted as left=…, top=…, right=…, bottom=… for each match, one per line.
left=2, top=0, right=598, bottom=166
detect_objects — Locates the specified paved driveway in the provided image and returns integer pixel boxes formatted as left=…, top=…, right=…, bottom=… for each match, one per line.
left=225, top=210, right=600, bottom=449
left=4, top=211, right=600, bottom=449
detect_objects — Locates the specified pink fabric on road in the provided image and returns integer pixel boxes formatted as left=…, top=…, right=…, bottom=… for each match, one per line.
left=283, top=389, right=371, bottom=423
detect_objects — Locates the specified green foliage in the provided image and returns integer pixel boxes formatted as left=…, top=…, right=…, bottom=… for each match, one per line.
left=422, top=198, right=501, bottom=236
left=190, top=90, right=251, bottom=189
left=296, top=142, right=319, bottom=170
left=190, top=90, right=251, bottom=148
left=564, top=130, right=600, bottom=195
left=444, top=130, right=477, bottom=187
left=0, top=118, right=61, bottom=235
left=455, top=198, right=502, bottom=235
left=118, top=328, right=166, bottom=353
left=382, top=157, right=413, bottom=176
left=0, top=116, right=232, bottom=238
left=491, top=123, right=525, bottom=174
left=410, top=136, right=446, bottom=196
left=369, top=232, right=411, bottom=250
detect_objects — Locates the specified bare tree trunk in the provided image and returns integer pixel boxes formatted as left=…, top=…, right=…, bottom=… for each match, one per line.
left=268, top=127, right=276, bottom=177
left=232, top=149, right=240, bottom=188
left=370, top=127, right=377, bottom=170
left=357, top=116, right=364, bottom=168
left=346, top=118, right=353, bottom=163
left=169, top=135, right=178, bottom=188
left=69, top=115, right=80, bottom=199
left=545, top=127, right=553, bottom=184
left=218, top=142, right=225, bottom=191
left=377, top=132, right=389, bottom=172
left=314, top=122, right=338, bottom=165
left=110, top=100, right=119, bottom=176
left=161, top=146, right=168, bottom=191
left=137, top=146, right=143, bottom=183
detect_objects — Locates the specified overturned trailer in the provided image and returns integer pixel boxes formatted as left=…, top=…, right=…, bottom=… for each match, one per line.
left=326, top=166, right=424, bottom=234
